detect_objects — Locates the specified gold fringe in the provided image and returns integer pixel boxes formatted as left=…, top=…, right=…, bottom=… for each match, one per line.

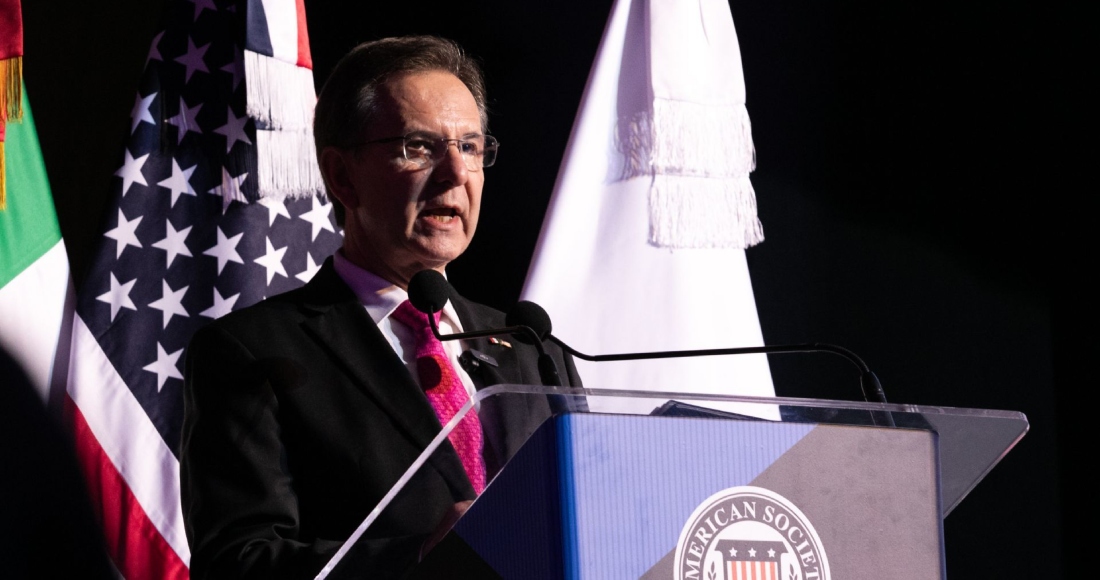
left=1, top=140, right=6, bottom=210
left=0, top=56, right=23, bottom=124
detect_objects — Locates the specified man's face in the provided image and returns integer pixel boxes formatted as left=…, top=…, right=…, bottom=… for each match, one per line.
left=336, top=70, right=484, bottom=286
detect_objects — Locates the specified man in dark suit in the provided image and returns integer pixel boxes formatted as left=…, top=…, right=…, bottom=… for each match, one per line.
left=180, top=36, right=581, bottom=579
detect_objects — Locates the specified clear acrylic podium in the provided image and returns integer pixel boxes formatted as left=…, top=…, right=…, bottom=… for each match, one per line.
left=316, top=385, right=1028, bottom=579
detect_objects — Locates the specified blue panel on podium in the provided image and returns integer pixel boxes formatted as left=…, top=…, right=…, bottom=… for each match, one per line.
left=454, top=413, right=815, bottom=578
left=559, top=414, right=815, bottom=578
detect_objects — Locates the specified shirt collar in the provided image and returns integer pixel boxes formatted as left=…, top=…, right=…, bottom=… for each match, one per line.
left=332, top=250, right=464, bottom=331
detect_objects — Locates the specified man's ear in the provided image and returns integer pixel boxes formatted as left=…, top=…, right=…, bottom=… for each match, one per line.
left=319, top=147, right=360, bottom=210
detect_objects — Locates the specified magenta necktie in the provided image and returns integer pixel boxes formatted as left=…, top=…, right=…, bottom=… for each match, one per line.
left=391, top=300, right=486, bottom=495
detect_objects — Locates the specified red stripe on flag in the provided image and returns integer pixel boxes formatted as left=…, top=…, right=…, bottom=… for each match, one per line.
left=294, top=0, right=312, bottom=69
left=68, top=397, right=189, bottom=580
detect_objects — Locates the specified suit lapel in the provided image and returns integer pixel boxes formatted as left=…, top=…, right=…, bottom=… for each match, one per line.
left=448, top=291, right=523, bottom=388
left=448, top=291, right=546, bottom=476
left=297, top=260, right=474, bottom=496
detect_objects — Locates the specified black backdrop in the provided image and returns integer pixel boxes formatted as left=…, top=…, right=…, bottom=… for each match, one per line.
left=21, top=0, right=1091, bottom=577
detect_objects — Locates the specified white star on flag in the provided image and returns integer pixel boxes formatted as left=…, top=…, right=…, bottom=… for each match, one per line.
left=208, top=167, right=248, bottom=213
left=157, top=159, right=198, bottom=206
left=146, top=30, right=164, bottom=64
left=95, top=273, right=138, bottom=321
left=148, top=280, right=190, bottom=328
left=175, top=37, right=210, bottom=82
left=200, top=288, right=240, bottom=319
left=104, top=209, right=144, bottom=258
left=254, top=237, right=289, bottom=285
left=142, top=343, right=185, bottom=391
left=166, top=97, right=203, bottom=145
left=295, top=252, right=322, bottom=283
left=298, top=196, right=335, bottom=241
left=131, top=92, right=157, bottom=134
left=748, top=548, right=756, bottom=558
left=214, top=106, right=252, bottom=153
left=202, top=226, right=244, bottom=273
left=152, top=221, right=193, bottom=268
left=115, top=148, right=150, bottom=196
left=258, top=197, right=290, bottom=226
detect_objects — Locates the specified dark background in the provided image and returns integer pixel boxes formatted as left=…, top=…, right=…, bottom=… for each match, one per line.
left=21, top=0, right=1091, bottom=577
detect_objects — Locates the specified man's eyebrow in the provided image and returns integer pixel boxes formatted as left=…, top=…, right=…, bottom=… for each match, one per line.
left=403, top=130, right=483, bottom=139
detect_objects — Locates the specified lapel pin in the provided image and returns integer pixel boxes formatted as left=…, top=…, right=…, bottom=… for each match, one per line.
left=488, top=337, right=512, bottom=349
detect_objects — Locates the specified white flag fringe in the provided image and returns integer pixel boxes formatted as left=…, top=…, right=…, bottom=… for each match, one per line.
left=522, top=0, right=775, bottom=415
left=616, top=0, right=763, bottom=249
left=243, top=0, right=324, bottom=201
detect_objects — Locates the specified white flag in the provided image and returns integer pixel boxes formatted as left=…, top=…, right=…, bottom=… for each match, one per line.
left=522, top=0, right=774, bottom=414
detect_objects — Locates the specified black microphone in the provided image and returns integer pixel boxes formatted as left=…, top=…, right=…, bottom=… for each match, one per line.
left=406, top=271, right=563, bottom=387
left=506, top=300, right=889, bottom=406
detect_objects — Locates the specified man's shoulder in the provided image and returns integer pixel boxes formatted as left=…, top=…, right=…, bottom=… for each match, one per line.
left=186, top=288, right=308, bottom=352
left=192, top=257, right=352, bottom=337
left=208, top=288, right=307, bottom=325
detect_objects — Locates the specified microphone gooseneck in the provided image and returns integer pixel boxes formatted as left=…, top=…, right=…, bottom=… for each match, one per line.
left=505, top=299, right=889, bottom=405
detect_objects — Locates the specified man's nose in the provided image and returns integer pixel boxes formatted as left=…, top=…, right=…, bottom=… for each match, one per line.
left=433, top=141, right=470, bottom=184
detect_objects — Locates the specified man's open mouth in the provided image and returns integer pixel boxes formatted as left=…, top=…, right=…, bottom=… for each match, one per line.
left=422, top=208, right=458, bottom=223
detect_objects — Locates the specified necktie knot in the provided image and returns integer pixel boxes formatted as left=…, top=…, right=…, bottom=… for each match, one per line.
left=392, top=299, right=441, bottom=339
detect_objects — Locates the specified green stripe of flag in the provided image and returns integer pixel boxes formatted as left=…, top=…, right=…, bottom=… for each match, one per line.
left=1, top=84, right=61, bottom=288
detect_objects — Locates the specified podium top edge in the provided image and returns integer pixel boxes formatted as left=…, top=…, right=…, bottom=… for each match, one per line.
left=474, top=383, right=1029, bottom=424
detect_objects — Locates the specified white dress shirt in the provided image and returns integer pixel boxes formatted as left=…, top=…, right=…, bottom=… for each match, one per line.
left=332, top=251, right=478, bottom=400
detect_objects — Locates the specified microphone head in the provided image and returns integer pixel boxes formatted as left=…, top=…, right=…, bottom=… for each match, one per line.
left=506, top=300, right=553, bottom=343
left=407, top=270, right=451, bottom=314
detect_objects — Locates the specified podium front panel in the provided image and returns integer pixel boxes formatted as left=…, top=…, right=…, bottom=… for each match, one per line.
left=455, top=413, right=943, bottom=580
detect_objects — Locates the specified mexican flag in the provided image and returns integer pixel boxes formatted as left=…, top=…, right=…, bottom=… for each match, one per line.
left=0, top=85, right=74, bottom=404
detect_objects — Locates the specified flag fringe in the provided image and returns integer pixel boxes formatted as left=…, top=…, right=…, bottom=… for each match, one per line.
left=651, top=99, right=755, bottom=177
left=649, top=174, right=765, bottom=249
left=255, top=128, right=324, bottom=200
left=0, top=140, right=5, bottom=210
left=0, top=56, right=22, bottom=124
left=618, top=99, right=755, bottom=179
left=1, top=55, right=20, bottom=210
left=244, top=49, right=315, bottom=131
left=618, top=99, right=762, bottom=249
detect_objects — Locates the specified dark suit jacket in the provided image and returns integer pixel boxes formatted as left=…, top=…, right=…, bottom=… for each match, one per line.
left=180, top=258, right=581, bottom=579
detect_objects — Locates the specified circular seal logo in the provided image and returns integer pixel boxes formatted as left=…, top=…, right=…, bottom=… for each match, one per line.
left=673, top=486, right=830, bottom=580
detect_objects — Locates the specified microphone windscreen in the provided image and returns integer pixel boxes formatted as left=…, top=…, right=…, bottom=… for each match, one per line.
left=506, top=300, right=553, bottom=343
left=407, top=270, right=451, bottom=314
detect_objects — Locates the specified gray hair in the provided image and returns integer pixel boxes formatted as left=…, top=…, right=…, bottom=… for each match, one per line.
left=313, top=36, right=489, bottom=224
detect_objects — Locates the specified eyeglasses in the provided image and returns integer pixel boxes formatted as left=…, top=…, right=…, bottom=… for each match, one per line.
left=351, top=131, right=499, bottom=171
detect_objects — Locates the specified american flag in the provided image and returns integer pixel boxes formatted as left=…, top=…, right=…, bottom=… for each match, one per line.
left=64, top=0, right=341, bottom=576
